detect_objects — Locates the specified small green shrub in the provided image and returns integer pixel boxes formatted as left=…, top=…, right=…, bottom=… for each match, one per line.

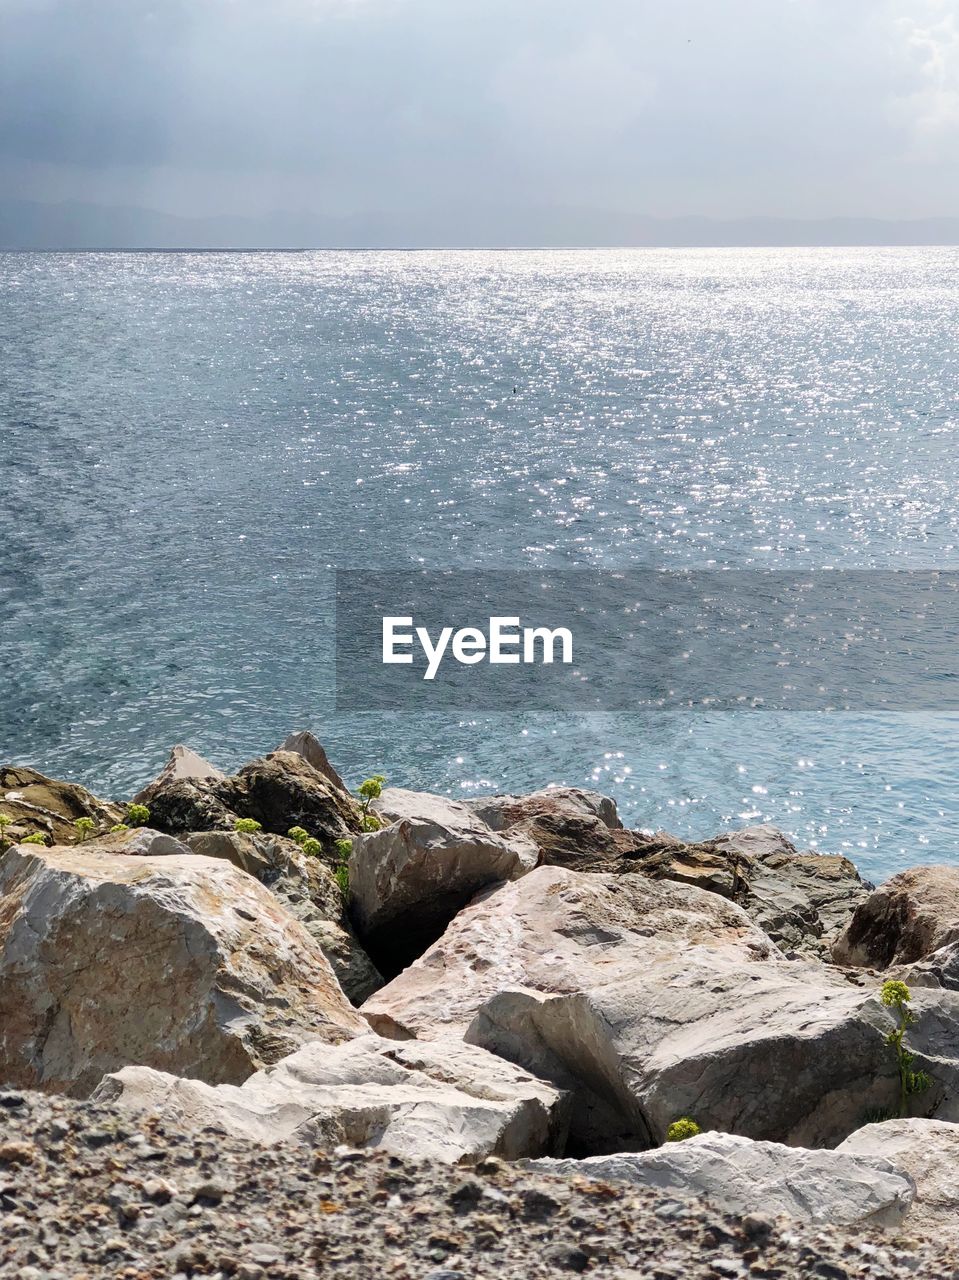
left=334, top=838, right=353, bottom=861
left=126, top=803, right=150, bottom=827
left=334, top=864, right=350, bottom=894
left=234, top=818, right=262, bottom=835
left=109, top=823, right=130, bottom=834
left=21, top=832, right=49, bottom=846
left=0, top=812, right=12, bottom=850
left=301, top=836, right=322, bottom=859
left=288, top=826, right=309, bottom=847
left=881, top=979, right=931, bottom=1117
left=357, top=774, right=386, bottom=828
left=665, top=1117, right=701, bottom=1143
left=74, top=817, right=96, bottom=843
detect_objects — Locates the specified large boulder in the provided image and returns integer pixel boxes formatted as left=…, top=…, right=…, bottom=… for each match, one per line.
left=839, top=1119, right=959, bottom=1246
left=95, top=1032, right=570, bottom=1164
left=362, top=866, right=959, bottom=1153
left=140, top=748, right=362, bottom=854
left=0, top=765, right=124, bottom=845
left=833, top=867, right=959, bottom=969
left=349, top=789, right=538, bottom=976
left=0, top=841, right=364, bottom=1096
left=186, top=830, right=382, bottom=1003
left=528, top=1131, right=916, bottom=1228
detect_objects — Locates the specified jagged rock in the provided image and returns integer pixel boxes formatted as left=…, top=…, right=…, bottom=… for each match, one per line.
left=833, top=867, right=959, bottom=969
left=0, top=765, right=124, bottom=845
left=467, top=787, right=622, bottom=833
left=131, top=745, right=224, bottom=807
left=0, top=842, right=364, bottom=1096
left=362, top=866, right=959, bottom=1153
left=529, top=1131, right=916, bottom=1228
left=278, top=730, right=348, bottom=794
left=139, top=749, right=362, bottom=853
left=94, top=1032, right=570, bottom=1164
left=350, top=789, right=538, bottom=976
left=839, top=1119, right=959, bottom=1245
left=186, top=830, right=382, bottom=1003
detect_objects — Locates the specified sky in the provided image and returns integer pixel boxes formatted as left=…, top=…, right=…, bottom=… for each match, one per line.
left=1, top=0, right=958, bottom=239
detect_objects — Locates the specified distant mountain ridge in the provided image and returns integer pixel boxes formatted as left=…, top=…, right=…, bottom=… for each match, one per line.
left=3, top=199, right=959, bottom=249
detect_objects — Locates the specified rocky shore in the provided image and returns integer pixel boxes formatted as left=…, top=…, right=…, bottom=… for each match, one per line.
left=3, top=735, right=959, bottom=1277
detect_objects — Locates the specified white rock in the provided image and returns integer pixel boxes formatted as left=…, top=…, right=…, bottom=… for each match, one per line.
left=529, top=1131, right=916, bottom=1228
left=95, top=1032, right=570, bottom=1164
left=362, top=866, right=959, bottom=1152
left=132, top=744, right=224, bottom=805
left=0, top=842, right=364, bottom=1096
left=839, top=1118, right=959, bottom=1244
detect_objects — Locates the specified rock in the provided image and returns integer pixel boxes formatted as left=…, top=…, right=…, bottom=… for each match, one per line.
left=139, top=748, right=362, bottom=852
left=108, top=827, right=195, bottom=858
left=185, top=830, right=382, bottom=1003
left=131, top=745, right=225, bottom=807
left=0, top=841, right=364, bottom=1096
left=466, top=787, right=622, bottom=833
left=0, top=765, right=124, bottom=845
left=349, top=789, right=538, bottom=975
left=833, top=867, right=959, bottom=969
left=839, top=1118, right=959, bottom=1245
left=362, top=866, right=959, bottom=1153
left=94, top=1032, right=570, bottom=1164
left=277, top=730, right=348, bottom=794
left=529, top=1131, right=916, bottom=1228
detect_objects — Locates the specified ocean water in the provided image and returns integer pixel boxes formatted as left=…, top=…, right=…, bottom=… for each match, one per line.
left=2, top=246, right=959, bottom=882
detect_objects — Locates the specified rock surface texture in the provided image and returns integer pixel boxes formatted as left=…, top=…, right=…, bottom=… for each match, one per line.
left=350, top=788, right=538, bottom=974
left=0, top=841, right=364, bottom=1096
left=839, top=1118, right=959, bottom=1247
left=96, top=1032, right=570, bottom=1163
left=833, top=866, right=959, bottom=968
left=0, top=764, right=124, bottom=844
left=528, top=1130, right=916, bottom=1228
left=140, top=749, right=362, bottom=853
left=362, top=866, right=959, bottom=1151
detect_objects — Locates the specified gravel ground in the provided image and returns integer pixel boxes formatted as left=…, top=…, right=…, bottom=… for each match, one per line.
left=0, top=1090, right=952, bottom=1280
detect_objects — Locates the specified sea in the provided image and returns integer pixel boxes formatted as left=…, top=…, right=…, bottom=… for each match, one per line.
left=3, top=246, right=959, bottom=883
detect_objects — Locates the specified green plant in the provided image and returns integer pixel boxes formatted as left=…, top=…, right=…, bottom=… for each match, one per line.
left=288, top=826, right=309, bottom=847
left=109, top=823, right=130, bottom=834
left=21, top=832, right=49, bottom=846
left=234, top=818, right=262, bottom=835
left=357, top=775, right=386, bottom=827
left=74, top=817, right=96, bottom=843
left=0, top=811, right=12, bottom=850
left=126, top=803, right=150, bottom=827
left=301, top=836, right=322, bottom=859
left=665, top=1117, right=701, bottom=1143
left=333, top=837, right=352, bottom=895
left=881, top=979, right=931, bottom=1117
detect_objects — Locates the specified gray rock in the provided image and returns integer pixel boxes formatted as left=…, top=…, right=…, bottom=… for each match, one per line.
left=0, top=841, right=364, bottom=1096
left=833, top=867, right=959, bottom=968
left=131, top=745, right=225, bottom=807
left=184, top=830, right=382, bottom=1004
left=95, top=1032, right=571, bottom=1164
left=350, top=789, right=538, bottom=974
left=528, top=1131, right=916, bottom=1228
left=467, top=787, right=622, bottom=833
left=839, top=1118, right=959, bottom=1244
left=362, top=866, right=959, bottom=1152
left=277, top=730, right=348, bottom=795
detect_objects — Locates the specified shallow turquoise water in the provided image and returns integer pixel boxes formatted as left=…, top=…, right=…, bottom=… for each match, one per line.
left=3, top=247, right=959, bottom=881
